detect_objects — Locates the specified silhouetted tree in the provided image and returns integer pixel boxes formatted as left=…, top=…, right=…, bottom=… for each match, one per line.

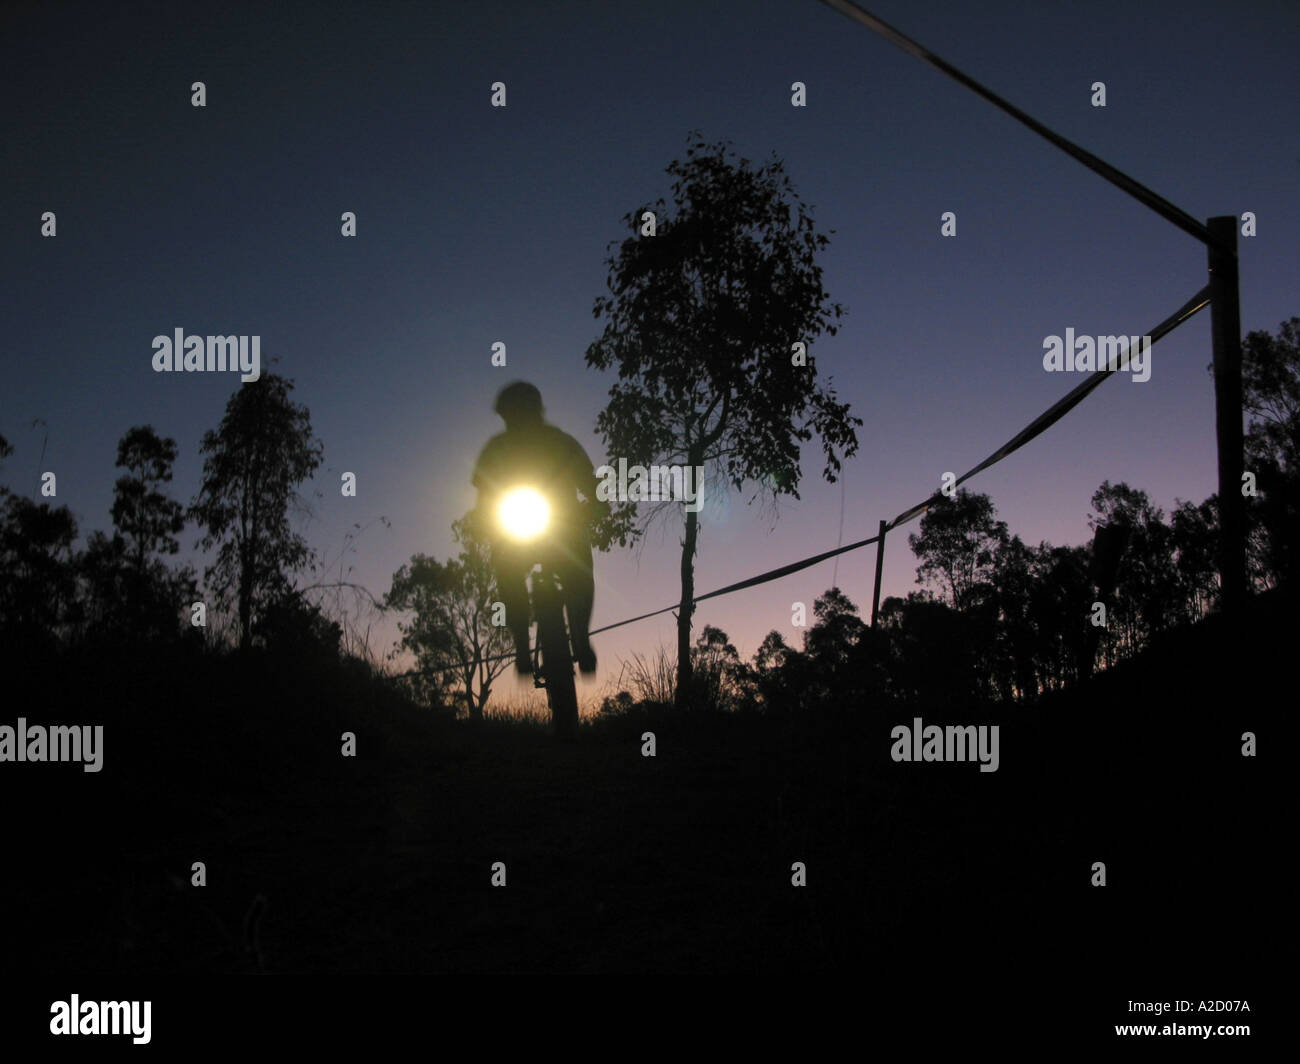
left=0, top=434, right=83, bottom=646
left=1088, top=481, right=1180, bottom=659
left=803, top=588, right=867, bottom=667
left=190, top=375, right=323, bottom=650
left=113, top=427, right=185, bottom=573
left=1239, top=316, right=1300, bottom=586
left=746, top=629, right=805, bottom=713
left=598, top=690, right=637, bottom=716
left=0, top=496, right=79, bottom=645
left=76, top=530, right=129, bottom=636
left=742, top=588, right=889, bottom=713
left=1025, top=542, right=1091, bottom=691
left=385, top=516, right=511, bottom=721
left=907, top=489, right=1008, bottom=613
left=877, top=592, right=982, bottom=707
left=253, top=590, right=341, bottom=660
left=988, top=535, right=1036, bottom=700
left=93, top=426, right=196, bottom=640
left=587, top=135, right=861, bottom=705
left=688, top=624, right=745, bottom=711
left=1169, top=496, right=1221, bottom=620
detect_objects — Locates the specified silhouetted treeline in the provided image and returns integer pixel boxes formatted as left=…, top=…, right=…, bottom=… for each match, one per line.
left=603, top=469, right=1290, bottom=713
left=0, top=375, right=342, bottom=668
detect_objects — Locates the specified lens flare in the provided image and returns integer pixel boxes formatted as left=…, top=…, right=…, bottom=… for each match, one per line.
left=497, top=486, right=551, bottom=542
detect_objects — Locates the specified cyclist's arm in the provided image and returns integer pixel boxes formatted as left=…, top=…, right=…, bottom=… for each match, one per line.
left=570, top=440, right=604, bottom=505
left=470, top=445, right=497, bottom=535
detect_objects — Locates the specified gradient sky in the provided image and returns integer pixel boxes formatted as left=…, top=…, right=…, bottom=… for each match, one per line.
left=3, top=0, right=1297, bottom=704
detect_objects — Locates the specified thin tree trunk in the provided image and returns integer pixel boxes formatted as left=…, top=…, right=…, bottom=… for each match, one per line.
left=675, top=502, right=698, bottom=707
left=238, top=542, right=253, bottom=651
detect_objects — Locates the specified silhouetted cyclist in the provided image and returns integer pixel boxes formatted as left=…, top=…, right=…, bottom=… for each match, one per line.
left=472, top=381, right=600, bottom=675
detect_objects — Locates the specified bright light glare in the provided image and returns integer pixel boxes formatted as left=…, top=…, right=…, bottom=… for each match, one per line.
left=497, top=486, right=551, bottom=542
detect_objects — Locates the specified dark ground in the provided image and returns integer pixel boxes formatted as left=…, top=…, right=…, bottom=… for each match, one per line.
left=1, top=593, right=1278, bottom=1005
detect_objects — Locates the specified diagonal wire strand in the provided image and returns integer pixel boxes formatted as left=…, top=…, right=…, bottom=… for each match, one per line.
left=394, top=286, right=1211, bottom=677
left=817, top=0, right=1213, bottom=245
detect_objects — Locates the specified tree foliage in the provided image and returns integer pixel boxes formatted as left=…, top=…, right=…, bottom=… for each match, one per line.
left=907, top=489, right=1008, bottom=613
left=1239, top=317, right=1300, bottom=585
left=0, top=496, right=79, bottom=645
left=587, top=135, right=861, bottom=702
left=385, top=517, right=512, bottom=721
left=190, top=375, right=323, bottom=650
left=89, top=426, right=196, bottom=641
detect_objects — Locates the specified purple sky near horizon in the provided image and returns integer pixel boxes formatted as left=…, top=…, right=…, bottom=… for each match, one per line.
left=2, top=0, right=1297, bottom=706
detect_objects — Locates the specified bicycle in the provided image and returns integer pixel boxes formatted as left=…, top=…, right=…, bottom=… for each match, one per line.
left=528, top=565, right=579, bottom=740
left=495, top=485, right=580, bottom=740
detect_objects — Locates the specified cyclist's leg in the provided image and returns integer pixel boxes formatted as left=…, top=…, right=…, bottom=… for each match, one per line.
left=556, top=536, right=596, bottom=673
left=492, top=541, right=532, bottom=673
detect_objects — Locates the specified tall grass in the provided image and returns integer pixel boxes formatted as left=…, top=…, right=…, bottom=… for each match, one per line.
left=615, top=642, right=677, bottom=706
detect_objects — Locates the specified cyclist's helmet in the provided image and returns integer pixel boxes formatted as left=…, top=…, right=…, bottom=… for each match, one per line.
left=493, top=380, right=544, bottom=421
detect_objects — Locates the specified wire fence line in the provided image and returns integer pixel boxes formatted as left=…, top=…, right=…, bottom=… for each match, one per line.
left=391, top=282, right=1211, bottom=680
